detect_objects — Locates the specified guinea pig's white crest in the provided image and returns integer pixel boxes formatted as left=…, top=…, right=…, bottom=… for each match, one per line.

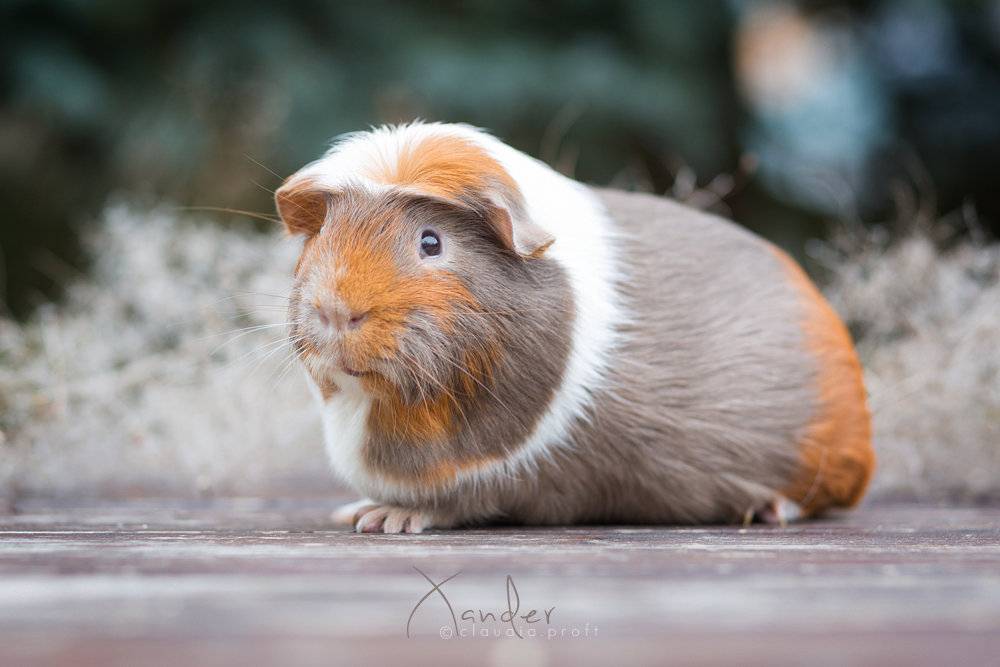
left=287, top=122, right=553, bottom=257
left=286, top=121, right=627, bottom=491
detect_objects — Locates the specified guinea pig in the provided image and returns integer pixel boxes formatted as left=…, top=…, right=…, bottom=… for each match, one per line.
left=274, top=121, right=874, bottom=533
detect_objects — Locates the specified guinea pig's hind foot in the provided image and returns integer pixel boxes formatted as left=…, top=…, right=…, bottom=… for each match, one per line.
left=744, top=496, right=803, bottom=527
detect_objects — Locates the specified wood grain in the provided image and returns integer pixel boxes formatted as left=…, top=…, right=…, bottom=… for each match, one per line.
left=0, top=499, right=998, bottom=666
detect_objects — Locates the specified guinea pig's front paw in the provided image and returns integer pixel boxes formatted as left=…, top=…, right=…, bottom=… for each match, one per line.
left=356, top=504, right=437, bottom=534
left=332, top=499, right=437, bottom=534
left=331, top=498, right=379, bottom=526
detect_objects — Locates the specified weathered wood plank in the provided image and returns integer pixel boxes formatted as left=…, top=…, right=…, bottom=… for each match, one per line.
left=0, top=499, right=998, bottom=666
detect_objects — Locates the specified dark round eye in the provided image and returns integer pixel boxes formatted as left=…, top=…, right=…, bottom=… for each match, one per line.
left=419, top=229, right=442, bottom=258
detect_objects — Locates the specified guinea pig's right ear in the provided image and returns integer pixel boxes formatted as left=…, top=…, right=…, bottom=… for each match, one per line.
left=275, top=178, right=330, bottom=237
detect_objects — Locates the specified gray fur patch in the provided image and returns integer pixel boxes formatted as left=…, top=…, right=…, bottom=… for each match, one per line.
left=502, top=189, right=820, bottom=524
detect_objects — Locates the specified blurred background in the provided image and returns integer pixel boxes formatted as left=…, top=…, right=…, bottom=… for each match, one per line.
left=3, top=0, right=1000, bottom=318
left=2, top=0, right=1000, bottom=501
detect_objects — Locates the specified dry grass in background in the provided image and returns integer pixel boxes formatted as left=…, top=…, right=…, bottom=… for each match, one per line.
left=817, top=202, right=1000, bottom=503
left=0, top=197, right=326, bottom=497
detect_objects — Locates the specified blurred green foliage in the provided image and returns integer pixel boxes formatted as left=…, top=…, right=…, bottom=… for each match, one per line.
left=1, top=0, right=759, bottom=318
left=3, top=0, right=1000, bottom=318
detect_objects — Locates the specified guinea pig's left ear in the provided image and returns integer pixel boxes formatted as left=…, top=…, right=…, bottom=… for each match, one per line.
left=487, top=202, right=555, bottom=258
left=274, top=177, right=330, bottom=237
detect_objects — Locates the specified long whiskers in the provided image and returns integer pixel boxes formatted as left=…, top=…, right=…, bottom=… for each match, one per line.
left=437, top=351, right=526, bottom=432
left=205, top=323, right=290, bottom=355
left=392, top=348, right=437, bottom=408
left=241, top=333, right=307, bottom=390
left=221, top=333, right=301, bottom=374
left=244, top=154, right=285, bottom=182
left=393, top=347, right=474, bottom=441
left=196, top=291, right=289, bottom=309
left=456, top=308, right=573, bottom=316
left=178, top=206, right=281, bottom=225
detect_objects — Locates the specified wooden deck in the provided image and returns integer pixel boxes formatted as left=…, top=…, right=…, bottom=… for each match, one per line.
left=0, top=498, right=998, bottom=666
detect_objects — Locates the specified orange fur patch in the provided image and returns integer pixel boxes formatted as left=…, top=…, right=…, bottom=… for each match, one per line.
left=364, top=134, right=523, bottom=249
left=364, top=327, right=505, bottom=489
left=368, top=383, right=456, bottom=443
left=317, top=377, right=340, bottom=401
left=362, top=373, right=499, bottom=489
left=772, top=247, right=875, bottom=516
left=361, top=336, right=505, bottom=488
left=458, top=345, right=501, bottom=398
left=366, top=133, right=519, bottom=204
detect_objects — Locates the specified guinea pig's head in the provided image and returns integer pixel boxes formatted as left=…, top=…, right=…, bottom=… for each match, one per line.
left=274, top=128, right=567, bottom=410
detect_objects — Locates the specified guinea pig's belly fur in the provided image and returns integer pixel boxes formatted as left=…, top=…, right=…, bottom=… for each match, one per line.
left=312, top=188, right=872, bottom=527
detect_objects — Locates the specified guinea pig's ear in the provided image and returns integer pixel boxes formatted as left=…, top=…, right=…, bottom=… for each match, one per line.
left=488, top=203, right=555, bottom=258
left=274, top=178, right=330, bottom=237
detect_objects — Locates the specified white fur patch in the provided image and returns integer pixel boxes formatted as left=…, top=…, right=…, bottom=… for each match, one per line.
left=296, top=123, right=626, bottom=497
left=306, top=371, right=374, bottom=493
left=453, top=126, right=626, bottom=484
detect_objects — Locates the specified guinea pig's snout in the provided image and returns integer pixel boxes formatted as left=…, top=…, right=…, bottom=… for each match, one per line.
left=313, top=299, right=369, bottom=332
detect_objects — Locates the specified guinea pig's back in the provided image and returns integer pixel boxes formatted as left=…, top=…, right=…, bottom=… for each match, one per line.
left=560, top=188, right=873, bottom=522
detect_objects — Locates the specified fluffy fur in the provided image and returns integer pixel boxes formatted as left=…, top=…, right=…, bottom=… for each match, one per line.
left=276, top=122, right=874, bottom=532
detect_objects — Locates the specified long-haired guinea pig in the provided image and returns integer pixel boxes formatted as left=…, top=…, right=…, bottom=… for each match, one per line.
left=274, top=121, right=874, bottom=533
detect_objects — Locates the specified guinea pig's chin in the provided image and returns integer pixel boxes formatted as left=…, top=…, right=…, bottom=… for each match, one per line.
left=303, top=361, right=369, bottom=396
left=327, top=367, right=368, bottom=395
left=299, top=351, right=389, bottom=397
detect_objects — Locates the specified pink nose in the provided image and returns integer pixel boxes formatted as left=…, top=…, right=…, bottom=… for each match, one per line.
left=315, top=302, right=368, bottom=331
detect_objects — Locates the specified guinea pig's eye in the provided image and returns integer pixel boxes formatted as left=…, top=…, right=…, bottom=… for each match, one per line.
left=419, top=229, right=442, bottom=259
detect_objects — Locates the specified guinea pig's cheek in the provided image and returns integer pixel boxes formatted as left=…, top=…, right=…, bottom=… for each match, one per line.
left=361, top=316, right=404, bottom=357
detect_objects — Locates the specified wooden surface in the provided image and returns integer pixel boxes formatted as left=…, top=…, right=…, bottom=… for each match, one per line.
left=0, top=498, right=998, bottom=666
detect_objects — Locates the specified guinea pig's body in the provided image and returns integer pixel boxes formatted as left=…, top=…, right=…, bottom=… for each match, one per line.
left=276, top=122, right=874, bottom=533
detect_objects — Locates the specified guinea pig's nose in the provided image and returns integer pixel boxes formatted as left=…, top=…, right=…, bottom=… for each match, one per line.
left=315, top=301, right=368, bottom=332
